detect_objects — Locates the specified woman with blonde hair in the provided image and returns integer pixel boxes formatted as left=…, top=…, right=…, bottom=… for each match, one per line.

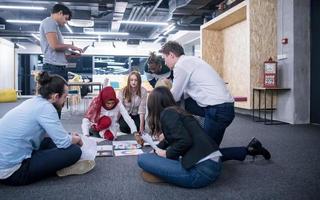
left=118, top=71, right=148, bottom=134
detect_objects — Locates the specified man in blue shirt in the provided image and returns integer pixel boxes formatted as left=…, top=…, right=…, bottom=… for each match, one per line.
left=0, top=72, right=92, bottom=186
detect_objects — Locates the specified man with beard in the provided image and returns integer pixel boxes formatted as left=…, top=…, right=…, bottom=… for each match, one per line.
left=0, top=72, right=94, bottom=186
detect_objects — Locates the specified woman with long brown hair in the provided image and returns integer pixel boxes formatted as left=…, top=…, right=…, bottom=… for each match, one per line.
left=137, top=87, right=271, bottom=188
left=118, top=71, right=147, bottom=134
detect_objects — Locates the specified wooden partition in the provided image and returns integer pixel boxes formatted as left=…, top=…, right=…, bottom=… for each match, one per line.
left=201, top=0, right=277, bottom=109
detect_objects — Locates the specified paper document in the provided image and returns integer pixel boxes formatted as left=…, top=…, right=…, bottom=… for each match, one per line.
left=114, top=149, right=144, bottom=157
left=141, top=132, right=159, bottom=150
left=96, top=144, right=113, bottom=157
left=80, top=136, right=97, bottom=161
left=113, top=140, right=141, bottom=150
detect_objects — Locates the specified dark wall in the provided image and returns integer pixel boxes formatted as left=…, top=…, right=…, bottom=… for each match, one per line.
left=310, top=0, right=320, bottom=124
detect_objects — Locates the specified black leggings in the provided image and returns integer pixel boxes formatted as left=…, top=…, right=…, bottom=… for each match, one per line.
left=119, top=114, right=140, bottom=134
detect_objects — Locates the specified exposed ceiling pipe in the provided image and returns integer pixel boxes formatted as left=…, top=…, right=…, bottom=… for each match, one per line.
left=131, top=6, right=146, bottom=31
left=127, top=6, right=141, bottom=30
left=147, top=0, right=163, bottom=19
left=125, top=6, right=137, bottom=30
left=133, top=7, right=152, bottom=31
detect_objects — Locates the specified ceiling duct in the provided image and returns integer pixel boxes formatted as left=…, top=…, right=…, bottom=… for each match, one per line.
left=127, top=39, right=140, bottom=45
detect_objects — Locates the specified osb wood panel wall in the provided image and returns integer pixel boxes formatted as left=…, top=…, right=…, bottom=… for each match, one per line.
left=223, top=20, right=250, bottom=109
left=201, top=29, right=224, bottom=76
left=250, top=0, right=277, bottom=109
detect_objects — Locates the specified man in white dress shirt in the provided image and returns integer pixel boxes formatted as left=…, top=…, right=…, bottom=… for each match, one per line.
left=159, top=41, right=235, bottom=146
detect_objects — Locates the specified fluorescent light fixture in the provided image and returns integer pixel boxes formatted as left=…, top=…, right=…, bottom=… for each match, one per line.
left=0, top=5, right=46, bottom=10
left=65, top=39, right=96, bottom=42
left=68, top=19, right=94, bottom=27
left=31, top=33, right=40, bottom=41
left=120, top=20, right=168, bottom=26
left=85, top=31, right=129, bottom=36
left=64, top=36, right=98, bottom=39
left=163, top=25, right=175, bottom=35
left=16, top=43, right=26, bottom=49
left=153, top=36, right=165, bottom=43
left=65, top=24, right=73, bottom=33
left=7, top=19, right=41, bottom=24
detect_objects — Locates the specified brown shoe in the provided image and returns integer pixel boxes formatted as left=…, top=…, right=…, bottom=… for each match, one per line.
left=141, top=171, right=164, bottom=183
left=56, top=160, right=95, bottom=177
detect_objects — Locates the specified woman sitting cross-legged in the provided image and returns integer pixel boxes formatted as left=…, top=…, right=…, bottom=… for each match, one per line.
left=118, top=71, right=148, bottom=134
left=137, top=87, right=271, bottom=188
left=82, top=86, right=138, bottom=140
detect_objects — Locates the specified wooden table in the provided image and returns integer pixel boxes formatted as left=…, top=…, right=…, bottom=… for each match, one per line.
left=252, top=87, right=290, bottom=125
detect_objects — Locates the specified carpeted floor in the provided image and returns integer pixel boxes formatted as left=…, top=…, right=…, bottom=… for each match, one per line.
left=0, top=102, right=320, bottom=200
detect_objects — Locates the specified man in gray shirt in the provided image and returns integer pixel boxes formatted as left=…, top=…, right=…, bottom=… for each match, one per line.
left=40, top=4, right=82, bottom=80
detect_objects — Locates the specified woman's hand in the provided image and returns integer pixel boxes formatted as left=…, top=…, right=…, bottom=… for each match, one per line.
left=134, top=132, right=144, bottom=147
left=155, top=148, right=166, bottom=158
left=157, top=133, right=165, bottom=141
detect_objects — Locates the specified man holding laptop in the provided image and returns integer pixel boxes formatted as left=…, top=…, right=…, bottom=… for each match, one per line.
left=39, top=3, right=83, bottom=81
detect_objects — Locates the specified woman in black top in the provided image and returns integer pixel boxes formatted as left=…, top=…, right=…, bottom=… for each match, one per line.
left=137, top=87, right=271, bottom=188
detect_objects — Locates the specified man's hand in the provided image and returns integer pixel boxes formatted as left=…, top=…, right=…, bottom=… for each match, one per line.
left=71, top=133, right=83, bottom=146
left=155, top=148, right=166, bottom=158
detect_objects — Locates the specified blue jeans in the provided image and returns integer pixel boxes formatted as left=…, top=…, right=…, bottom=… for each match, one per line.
left=184, top=98, right=248, bottom=161
left=0, top=138, right=81, bottom=186
left=184, top=98, right=235, bottom=146
left=137, top=153, right=221, bottom=188
left=43, top=63, right=68, bottom=81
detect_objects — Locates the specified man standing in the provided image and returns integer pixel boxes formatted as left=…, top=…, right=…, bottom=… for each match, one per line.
left=40, top=4, right=82, bottom=80
left=159, top=41, right=234, bottom=146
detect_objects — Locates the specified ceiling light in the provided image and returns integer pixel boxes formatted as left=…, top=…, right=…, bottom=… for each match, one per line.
left=65, top=24, right=73, bottom=33
left=65, top=39, right=96, bottom=42
left=68, top=19, right=94, bottom=27
left=7, top=19, right=41, bottom=24
left=31, top=33, right=40, bottom=41
left=120, top=20, right=168, bottom=26
left=85, top=31, right=129, bottom=36
left=64, top=36, right=98, bottom=39
left=16, top=43, right=26, bottom=49
left=0, top=5, right=46, bottom=10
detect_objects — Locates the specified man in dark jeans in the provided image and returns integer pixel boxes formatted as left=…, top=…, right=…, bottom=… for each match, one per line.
left=39, top=3, right=83, bottom=80
left=0, top=72, right=95, bottom=186
left=39, top=4, right=83, bottom=118
left=159, top=41, right=235, bottom=146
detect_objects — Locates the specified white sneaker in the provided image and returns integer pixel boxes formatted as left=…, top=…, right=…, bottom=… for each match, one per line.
left=56, top=160, right=95, bottom=177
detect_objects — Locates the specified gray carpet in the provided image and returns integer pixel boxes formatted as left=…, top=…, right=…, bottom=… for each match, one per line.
left=0, top=102, right=320, bottom=200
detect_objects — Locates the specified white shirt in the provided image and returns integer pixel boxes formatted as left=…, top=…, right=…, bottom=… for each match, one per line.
left=118, top=87, right=147, bottom=116
left=171, top=55, right=234, bottom=107
left=82, top=101, right=137, bottom=138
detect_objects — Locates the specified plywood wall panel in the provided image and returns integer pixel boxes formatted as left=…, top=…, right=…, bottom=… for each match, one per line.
left=223, top=20, right=251, bottom=109
left=250, top=0, right=277, bottom=108
left=201, top=29, right=224, bottom=76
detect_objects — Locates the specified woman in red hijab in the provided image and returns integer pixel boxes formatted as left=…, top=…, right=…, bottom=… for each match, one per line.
left=81, top=86, right=137, bottom=140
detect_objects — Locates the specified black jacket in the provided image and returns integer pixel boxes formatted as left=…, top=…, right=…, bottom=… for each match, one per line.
left=157, top=107, right=219, bottom=169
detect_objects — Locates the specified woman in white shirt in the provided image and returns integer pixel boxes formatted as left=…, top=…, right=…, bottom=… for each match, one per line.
left=118, top=71, right=148, bottom=134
